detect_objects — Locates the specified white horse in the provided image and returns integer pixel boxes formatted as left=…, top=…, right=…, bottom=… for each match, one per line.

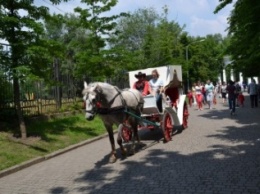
left=82, top=82, right=144, bottom=163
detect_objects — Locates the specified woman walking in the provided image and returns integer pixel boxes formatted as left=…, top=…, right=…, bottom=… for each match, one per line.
left=195, top=81, right=203, bottom=110
left=221, top=82, right=227, bottom=104
left=205, top=80, right=214, bottom=109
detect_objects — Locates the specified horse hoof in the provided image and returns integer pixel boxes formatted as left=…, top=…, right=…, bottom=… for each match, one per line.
left=121, top=148, right=127, bottom=157
left=109, top=155, right=117, bottom=163
left=129, top=149, right=135, bottom=156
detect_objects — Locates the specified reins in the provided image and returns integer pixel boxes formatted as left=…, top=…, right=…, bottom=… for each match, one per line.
left=85, top=84, right=143, bottom=116
left=94, top=86, right=127, bottom=115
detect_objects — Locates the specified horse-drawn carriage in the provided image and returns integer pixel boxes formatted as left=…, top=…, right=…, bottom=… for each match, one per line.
left=83, top=65, right=189, bottom=163
left=127, top=65, right=189, bottom=142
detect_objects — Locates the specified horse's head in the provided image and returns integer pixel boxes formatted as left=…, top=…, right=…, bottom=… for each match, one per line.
left=82, top=82, right=102, bottom=121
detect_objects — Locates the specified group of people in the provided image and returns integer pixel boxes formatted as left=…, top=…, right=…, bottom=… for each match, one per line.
left=133, top=68, right=259, bottom=116
left=187, top=80, right=215, bottom=111
left=133, top=69, right=164, bottom=112
left=187, top=78, right=259, bottom=115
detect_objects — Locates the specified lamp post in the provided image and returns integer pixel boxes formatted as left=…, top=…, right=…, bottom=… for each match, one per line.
left=185, top=39, right=205, bottom=91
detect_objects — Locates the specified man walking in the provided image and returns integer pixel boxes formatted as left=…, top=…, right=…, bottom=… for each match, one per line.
left=248, top=79, right=258, bottom=108
left=227, top=80, right=236, bottom=115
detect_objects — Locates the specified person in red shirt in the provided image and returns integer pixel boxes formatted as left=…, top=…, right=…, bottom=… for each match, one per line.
left=133, top=72, right=150, bottom=96
left=187, top=89, right=193, bottom=107
left=237, top=92, right=245, bottom=107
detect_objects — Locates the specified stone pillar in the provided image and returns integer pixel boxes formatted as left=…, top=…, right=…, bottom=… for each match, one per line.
left=239, top=72, right=243, bottom=84
left=230, top=69, right=234, bottom=81
left=218, top=74, right=221, bottom=83
left=223, top=69, right=226, bottom=83
left=253, top=77, right=259, bottom=84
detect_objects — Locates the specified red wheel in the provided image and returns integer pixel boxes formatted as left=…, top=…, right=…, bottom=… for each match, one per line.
left=182, top=102, right=189, bottom=129
left=162, top=112, right=173, bottom=142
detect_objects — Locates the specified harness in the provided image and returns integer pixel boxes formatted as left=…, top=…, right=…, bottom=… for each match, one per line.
left=85, top=86, right=142, bottom=116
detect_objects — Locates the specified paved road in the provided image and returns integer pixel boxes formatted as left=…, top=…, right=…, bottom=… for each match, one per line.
left=0, top=96, right=260, bottom=194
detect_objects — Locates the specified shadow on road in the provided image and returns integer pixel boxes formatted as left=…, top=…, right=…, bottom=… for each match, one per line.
left=49, top=96, right=260, bottom=193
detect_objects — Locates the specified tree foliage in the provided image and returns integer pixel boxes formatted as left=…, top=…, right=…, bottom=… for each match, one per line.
left=73, top=0, right=127, bottom=80
left=111, top=7, right=185, bottom=70
left=0, top=0, right=69, bottom=138
left=215, top=0, right=260, bottom=76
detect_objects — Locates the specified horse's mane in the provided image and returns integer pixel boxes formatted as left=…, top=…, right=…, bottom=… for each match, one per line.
left=82, top=82, right=122, bottom=95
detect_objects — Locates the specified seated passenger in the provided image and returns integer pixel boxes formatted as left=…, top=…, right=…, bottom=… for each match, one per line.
left=149, top=69, right=164, bottom=112
left=133, top=71, right=150, bottom=96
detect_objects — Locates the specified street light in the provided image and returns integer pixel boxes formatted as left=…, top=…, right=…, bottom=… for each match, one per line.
left=185, top=39, right=205, bottom=90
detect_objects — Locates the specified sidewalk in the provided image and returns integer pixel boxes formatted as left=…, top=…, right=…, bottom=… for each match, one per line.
left=0, top=94, right=259, bottom=194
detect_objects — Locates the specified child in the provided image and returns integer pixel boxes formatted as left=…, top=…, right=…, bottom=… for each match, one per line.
left=187, top=90, right=193, bottom=107
left=237, top=92, right=245, bottom=107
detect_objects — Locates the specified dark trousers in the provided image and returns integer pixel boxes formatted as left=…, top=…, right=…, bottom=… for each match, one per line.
left=250, top=94, right=258, bottom=108
left=228, top=97, right=236, bottom=113
left=156, top=93, right=163, bottom=112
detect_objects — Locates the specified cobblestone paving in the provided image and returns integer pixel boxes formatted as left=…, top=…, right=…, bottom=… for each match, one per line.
left=0, top=96, right=260, bottom=194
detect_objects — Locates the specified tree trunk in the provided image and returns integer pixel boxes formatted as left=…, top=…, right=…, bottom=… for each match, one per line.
left=13, top=76, right=27, bottom=139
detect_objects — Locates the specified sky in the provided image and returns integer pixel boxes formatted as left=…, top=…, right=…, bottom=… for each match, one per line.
left=38, top=0, right=235, bottom=37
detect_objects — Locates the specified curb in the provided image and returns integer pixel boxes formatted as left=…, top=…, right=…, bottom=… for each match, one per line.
left=0, top=131, right=116, bottom=179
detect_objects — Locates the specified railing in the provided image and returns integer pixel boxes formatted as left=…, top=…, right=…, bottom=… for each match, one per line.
left=0, top=98, right=82, bottom=118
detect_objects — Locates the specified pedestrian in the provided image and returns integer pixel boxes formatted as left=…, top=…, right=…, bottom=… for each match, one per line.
left=226, top=80, right=236, bottom=115
left=237, top=92, right=245, bottom=107
left=221, top=81, right=227, bottom=104
left=191, top=83, right=197, bottom=107
left=242, top=81, right=247, bottom=92
left=201, top=82, right=207, bottom=105
left=187, top=89, right=193, bottom=107
left=195, top=81, right=203, bottom=110
left=205, top=80, right=214, bottom=109
left=213, top=82, right=218, bottom=107
left=235, top=80, right=242, bottom=106
left=248, top=78, right=258, bottom=108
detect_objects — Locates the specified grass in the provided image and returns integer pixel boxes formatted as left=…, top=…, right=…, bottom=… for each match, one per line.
left=0, top=114, right=106, bottom=171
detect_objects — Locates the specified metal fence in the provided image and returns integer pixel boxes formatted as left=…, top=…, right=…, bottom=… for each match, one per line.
left=0, top=43, right=130, bottom=118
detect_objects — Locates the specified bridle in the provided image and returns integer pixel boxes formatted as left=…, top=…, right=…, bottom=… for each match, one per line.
left=84, top=92, right=102, bottom=116
left=84, top=86, right=127, bottom=116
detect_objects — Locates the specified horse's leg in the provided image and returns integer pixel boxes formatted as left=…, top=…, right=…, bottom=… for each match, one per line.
left=134, top=120, right=141, bottom=144
left=129, top=118, right=139, bottom=155
left=105, top=124, right=117, bottom=163
left=117, top=124, right=127, bottom=157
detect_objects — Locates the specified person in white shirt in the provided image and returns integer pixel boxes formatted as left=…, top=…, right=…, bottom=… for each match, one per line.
left=248, top=79, right=258, bottom=108
left=205, top=80, right=214, bottom=109
left=149, top=69, right=164, bottom=112
left=221, top=82, right=227, bottom=104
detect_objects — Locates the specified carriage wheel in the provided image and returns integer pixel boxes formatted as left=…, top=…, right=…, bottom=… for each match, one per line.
left=163, top=112, right=173, bottom=142
left=182, top=102, right=189, bottom=129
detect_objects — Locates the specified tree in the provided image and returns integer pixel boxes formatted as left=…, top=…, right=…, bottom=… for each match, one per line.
left=74, top=0, right=127, bottom=80
left=152, top=6, right=185, bottom=67
left=0, top=0, right=68, bottom=138
left=215, top=0, right=260, bottom=77
left=112, top=7, right=185, bottom=70
left=185, top=34, right=226, bottom=84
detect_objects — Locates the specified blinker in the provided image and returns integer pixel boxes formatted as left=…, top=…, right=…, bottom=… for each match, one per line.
left=96, top=102, right=102, bottom=108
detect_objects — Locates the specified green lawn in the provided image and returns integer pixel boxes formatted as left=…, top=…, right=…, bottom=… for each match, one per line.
left=0, top=114, right=106, bottom=171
